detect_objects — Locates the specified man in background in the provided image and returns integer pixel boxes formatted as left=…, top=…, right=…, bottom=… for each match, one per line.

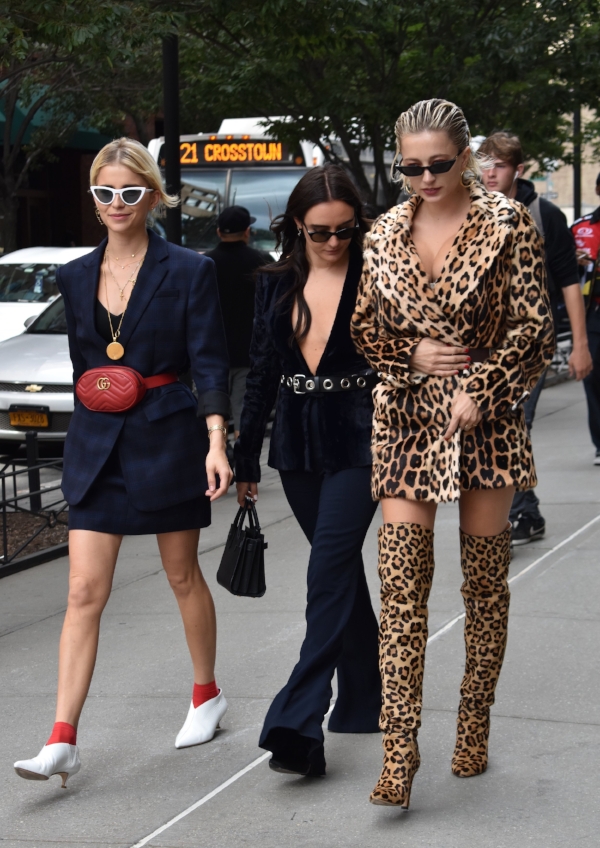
left=480, top=132, right=592, bottom=544
left=206, top=206, right=271, bottom=442
left=572, top=173, right=600, bottom=464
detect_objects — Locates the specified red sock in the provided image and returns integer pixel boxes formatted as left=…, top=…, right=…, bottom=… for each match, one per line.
left=47, top=722, right=77, bottom=746
left=192, top=680, right=219, bottom=708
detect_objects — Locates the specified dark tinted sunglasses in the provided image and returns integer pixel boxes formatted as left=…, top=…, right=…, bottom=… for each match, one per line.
left=90, top=186, right=153, bottom=205
left=304, top=223, right=359, bottom=243
left=395, top=154, right=461, bottom=178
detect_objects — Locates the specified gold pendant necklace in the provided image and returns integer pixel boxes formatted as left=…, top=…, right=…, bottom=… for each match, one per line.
left=106, top=243, right=147, bottom=270
left=102, top=253, right=141, bottom=360
left=107, top=254, right=142, bottom=300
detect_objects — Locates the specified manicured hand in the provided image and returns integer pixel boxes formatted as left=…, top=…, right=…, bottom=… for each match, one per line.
left=410, top=338, right=471, bottom=376
left=443, top=391, right=483, bottom=441
left=236, top=481, right=258, bottom=507
left=569, top=343, right=593, bottom=381
left=205, top=446, right=233, bottom=501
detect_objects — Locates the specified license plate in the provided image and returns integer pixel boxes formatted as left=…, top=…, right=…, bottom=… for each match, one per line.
left=9, top=410, right=49, bottom=428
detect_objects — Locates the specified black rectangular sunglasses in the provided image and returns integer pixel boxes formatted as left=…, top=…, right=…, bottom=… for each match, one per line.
left=395, top=154, right=460, bottom=178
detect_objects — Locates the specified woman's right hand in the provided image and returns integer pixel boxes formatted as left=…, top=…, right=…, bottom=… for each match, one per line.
left=236, top=481, right=258, bottom=507
left=410, top=338, right=471, bottom=377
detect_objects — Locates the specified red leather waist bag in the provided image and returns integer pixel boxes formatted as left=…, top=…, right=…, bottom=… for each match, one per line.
left=75, top=367, right=178, bottom=413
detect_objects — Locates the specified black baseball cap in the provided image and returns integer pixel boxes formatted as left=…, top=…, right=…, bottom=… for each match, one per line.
left=596, top=172, right=600, bottom=186
left=217, top=205, right=256, bottom=233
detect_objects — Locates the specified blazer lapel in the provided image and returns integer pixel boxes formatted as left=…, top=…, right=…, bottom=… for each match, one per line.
left=80, top=237, right=109, bottom=347
left=117, top=230, right=169, bottom=349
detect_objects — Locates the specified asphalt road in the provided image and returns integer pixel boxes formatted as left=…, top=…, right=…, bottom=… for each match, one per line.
left=1, top=378, right=599, bottom=848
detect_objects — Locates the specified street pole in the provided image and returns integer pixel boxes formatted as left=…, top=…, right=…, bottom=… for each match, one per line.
left=162, top=34, right=181, bottom=245
left=573, top=106, right=582, bottom=221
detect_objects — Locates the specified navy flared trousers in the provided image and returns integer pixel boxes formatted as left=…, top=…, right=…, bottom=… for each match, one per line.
left=259, top=465, right=381, bottom=761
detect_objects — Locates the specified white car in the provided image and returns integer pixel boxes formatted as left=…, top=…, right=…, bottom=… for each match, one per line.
left=0, top=297, right=73, bottom=442
left=0, top=246, right=94, bottom=342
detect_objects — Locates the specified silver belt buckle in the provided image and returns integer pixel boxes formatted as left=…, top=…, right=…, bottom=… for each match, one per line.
left=292, top=374, right=306, bottom=395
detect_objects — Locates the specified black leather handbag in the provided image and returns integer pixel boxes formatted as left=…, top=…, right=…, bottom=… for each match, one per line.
left=217, top=499, right=267, bottom=597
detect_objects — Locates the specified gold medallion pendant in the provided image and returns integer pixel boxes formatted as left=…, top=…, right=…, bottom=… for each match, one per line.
left=106, top=341, right=125, bottom=360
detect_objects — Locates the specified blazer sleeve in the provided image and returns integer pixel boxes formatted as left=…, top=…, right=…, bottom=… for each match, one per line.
left=234, top=274, right=281, bottom=482
left=462, top=207, right=555, bottom=420
left=186, top=256, right=230, bottom=417
left=56, top=268, right=87, bottom=393
left=351, top=244, right=422, bottom=385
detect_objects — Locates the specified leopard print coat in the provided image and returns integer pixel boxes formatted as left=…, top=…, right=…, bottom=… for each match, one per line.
left=351, top=184, right=555, bottom=503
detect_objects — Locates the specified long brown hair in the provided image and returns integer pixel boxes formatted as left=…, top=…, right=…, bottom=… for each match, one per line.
left=266, top=164, right=368, bottom=343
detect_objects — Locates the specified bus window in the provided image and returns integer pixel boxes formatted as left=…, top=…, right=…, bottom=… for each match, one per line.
left=179, top=170, right=228, bottom=252
left=229, top=169, right=307, bottom=251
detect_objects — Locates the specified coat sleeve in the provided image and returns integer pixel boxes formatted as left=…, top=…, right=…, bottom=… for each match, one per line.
left=186, top=256, right=230, bottom=417
left=234, top=274, right=281, bottom=482
left=351, top=243, right=422, bottom=386
left=462, top=207, right=555, bottom=420
left=56, top=268, right=87, bottom=393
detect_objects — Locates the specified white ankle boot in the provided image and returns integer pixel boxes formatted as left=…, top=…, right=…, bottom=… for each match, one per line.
left=14, top=743, right=81, bottom=788
left=175, top=690, right=228, bottom=749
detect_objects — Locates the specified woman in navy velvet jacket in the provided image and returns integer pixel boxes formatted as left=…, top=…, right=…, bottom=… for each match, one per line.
left=235, top=165, right=381, bottom=776
left=14, top=139, right=232, bottom=789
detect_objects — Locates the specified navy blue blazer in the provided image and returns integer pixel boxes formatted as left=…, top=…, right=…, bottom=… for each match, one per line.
left=234, top=244, right=374, bottom=482
left=57, top=230, right=229, bottom=511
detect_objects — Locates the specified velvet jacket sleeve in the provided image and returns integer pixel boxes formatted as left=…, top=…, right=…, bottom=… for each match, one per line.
left=351, top=236, right=422, bottom=385
left=234, top=274, right=281, bottom=482
left=462, top=205, right=555, bottom=419
left=186, top=256, right=230, bottom=417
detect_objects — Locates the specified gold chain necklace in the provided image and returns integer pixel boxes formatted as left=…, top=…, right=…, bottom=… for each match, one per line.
left=102, top=252, right=144, bottom=360
left=106, top=253, right=143, bottom=300
left=106, top=242, right=148, bottom=269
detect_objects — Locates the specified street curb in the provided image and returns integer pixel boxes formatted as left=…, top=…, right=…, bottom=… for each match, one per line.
left=0, top=542, right=68, bottom=579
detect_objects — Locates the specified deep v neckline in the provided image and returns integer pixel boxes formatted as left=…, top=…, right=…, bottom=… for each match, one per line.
left=408, top=202, right=474, bottom=289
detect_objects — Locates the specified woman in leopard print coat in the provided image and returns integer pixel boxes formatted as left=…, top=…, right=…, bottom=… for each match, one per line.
left=351, top=99, right=554, bottom=808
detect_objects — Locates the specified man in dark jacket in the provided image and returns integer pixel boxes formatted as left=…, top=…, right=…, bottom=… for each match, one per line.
left=480, top=132, right=592, bottom=544
left=206, top=206, right=271, bottom=438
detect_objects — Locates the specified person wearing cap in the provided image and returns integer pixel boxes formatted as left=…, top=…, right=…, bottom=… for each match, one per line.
left=572, top=173, right=600, bottom=464
left=206, top=206, right=271, bottom=439
left=479, top=131, right=592, bottom=543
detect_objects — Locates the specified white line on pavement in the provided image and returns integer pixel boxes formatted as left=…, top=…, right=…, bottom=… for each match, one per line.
left=129, top=512, right=600, bottom=847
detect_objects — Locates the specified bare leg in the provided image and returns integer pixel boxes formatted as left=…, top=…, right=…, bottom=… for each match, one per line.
left=459, top=487, right=515, bottom=536
left=381, top=497, right=437, bottom=529
left=56, top=530, right=122, bottom=726
left=157, top=529, right=216, bottom=685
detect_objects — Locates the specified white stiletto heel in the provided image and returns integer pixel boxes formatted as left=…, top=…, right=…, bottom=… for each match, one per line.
left=175, top=690, right=228, bottom=749
left=14, top=743, right=81, bottom=788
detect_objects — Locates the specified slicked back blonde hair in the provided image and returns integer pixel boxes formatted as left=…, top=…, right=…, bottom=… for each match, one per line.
left=90, top=137, right=179, bottom=212
left=392, top=98, right=482, bottom=191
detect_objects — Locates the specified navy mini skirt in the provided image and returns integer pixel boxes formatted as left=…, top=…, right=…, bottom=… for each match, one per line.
left=68, top=445, right=211, bottom=535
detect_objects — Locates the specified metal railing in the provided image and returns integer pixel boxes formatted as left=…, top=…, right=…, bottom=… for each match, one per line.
left=1, top=433, right=67, bottom=569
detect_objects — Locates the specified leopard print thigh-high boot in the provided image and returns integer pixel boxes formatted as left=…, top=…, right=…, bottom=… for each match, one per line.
left=452, top=526, right=511, bottom=778
left=370, top=522, right=435, bottom=808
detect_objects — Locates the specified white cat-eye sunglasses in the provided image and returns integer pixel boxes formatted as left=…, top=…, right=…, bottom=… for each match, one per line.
left=90, top=186, right=154, bottom=206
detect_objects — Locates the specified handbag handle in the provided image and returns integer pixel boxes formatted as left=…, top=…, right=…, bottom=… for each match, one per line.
left=244, top=496, right=261, bottom=533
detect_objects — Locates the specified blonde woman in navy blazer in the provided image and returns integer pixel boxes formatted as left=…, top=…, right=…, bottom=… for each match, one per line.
left=14, top=138, right=232, bottom=789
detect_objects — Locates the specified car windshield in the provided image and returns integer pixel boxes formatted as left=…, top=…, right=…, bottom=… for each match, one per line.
left=0, top=263, right=60, bottom=303
left=28, top=296, right=67, bottom=334
left=229, top=169, right=307, bottom=251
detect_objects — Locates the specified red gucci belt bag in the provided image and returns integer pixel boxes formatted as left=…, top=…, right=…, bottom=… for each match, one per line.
left=75, top=366, right=178, bottom=412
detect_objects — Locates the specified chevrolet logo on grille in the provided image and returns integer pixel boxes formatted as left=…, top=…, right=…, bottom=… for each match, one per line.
left=25, top=384, right=43, bottom=393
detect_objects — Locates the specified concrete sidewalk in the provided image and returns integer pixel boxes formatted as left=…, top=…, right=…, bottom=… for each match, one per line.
left=1, top=379, right=599, bottom=847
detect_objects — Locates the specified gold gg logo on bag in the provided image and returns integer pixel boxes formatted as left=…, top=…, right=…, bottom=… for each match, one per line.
left=97, top=376, right=111, bottom=390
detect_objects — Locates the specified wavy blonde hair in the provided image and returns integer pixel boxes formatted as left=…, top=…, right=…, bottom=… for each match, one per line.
left=392, top=99, right=483, bottom=192
left=90, top=137, right=179, bottom=212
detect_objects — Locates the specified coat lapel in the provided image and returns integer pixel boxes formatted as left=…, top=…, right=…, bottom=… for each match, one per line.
left=80, top=237, right=109, bottom=347
left=116, top=230, right=169, bottom=349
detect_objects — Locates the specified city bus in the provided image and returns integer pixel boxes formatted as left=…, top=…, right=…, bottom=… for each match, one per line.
left=148, top=118, right=323, bottom=253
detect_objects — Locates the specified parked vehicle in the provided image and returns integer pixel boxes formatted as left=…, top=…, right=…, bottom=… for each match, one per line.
left=0, top=297, right=73, bottom=443
left=0, top=246, right=94, bottom=342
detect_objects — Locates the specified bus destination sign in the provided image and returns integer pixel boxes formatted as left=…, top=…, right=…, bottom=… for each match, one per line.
left=159, top=140, right=304, bottom=168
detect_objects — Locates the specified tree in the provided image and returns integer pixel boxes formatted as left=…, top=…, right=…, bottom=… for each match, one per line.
left=175, top=0, right=600, bottom=209
left=0, top=1, right=175, bottom=252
